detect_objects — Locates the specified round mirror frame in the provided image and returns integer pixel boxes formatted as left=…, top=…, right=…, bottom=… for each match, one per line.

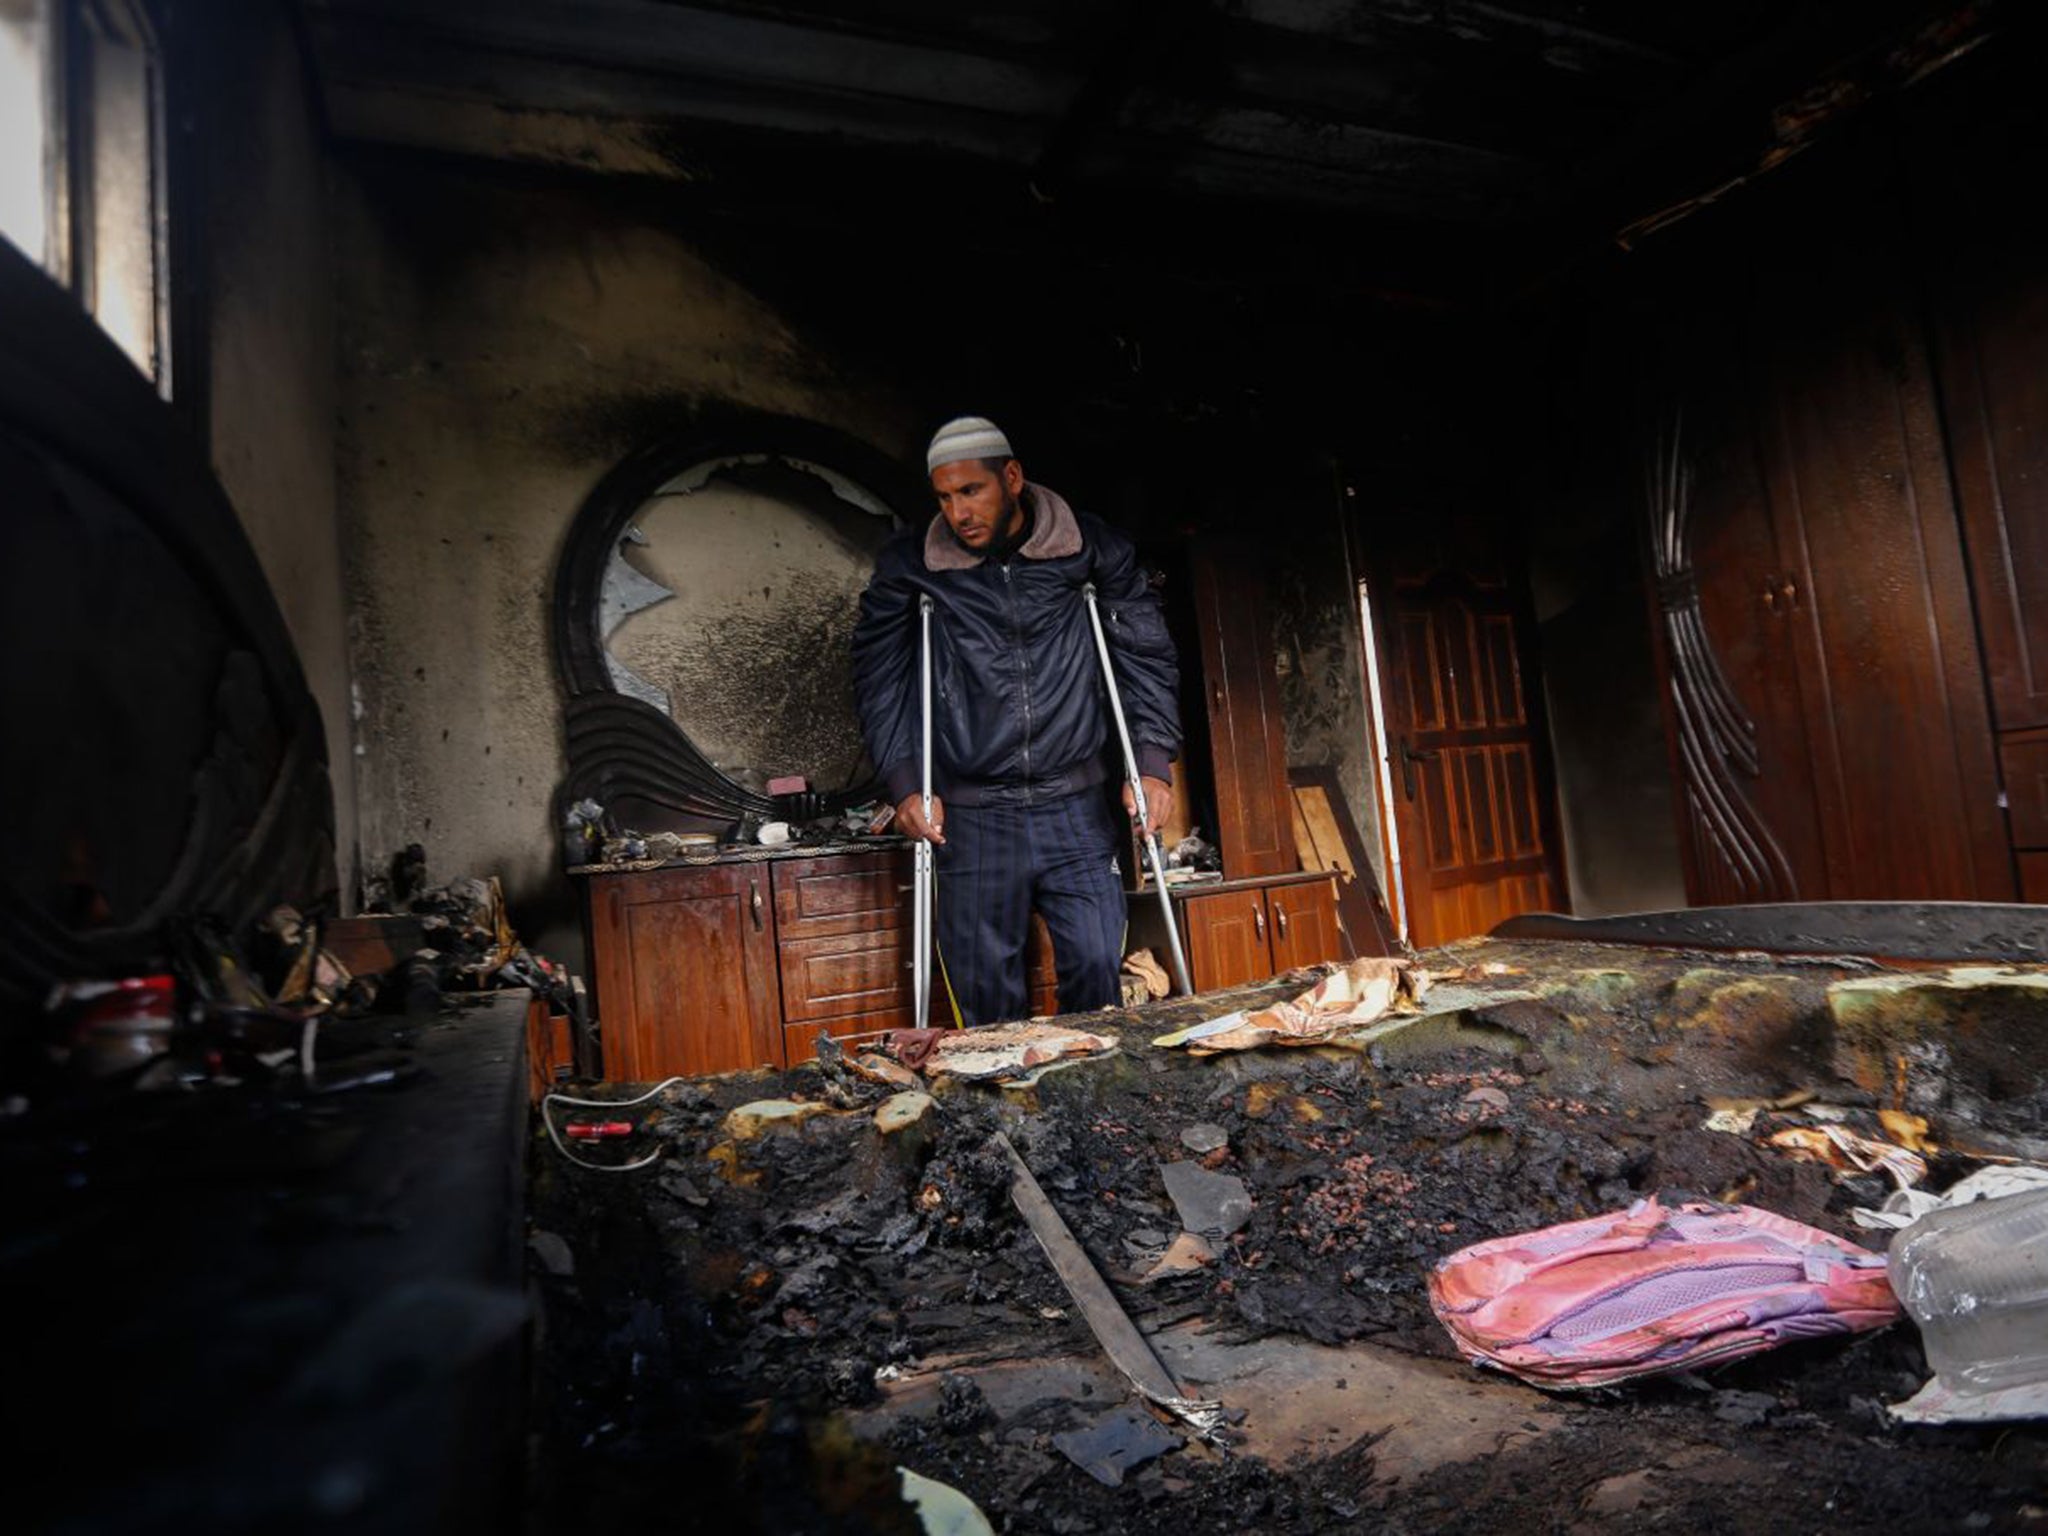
left=553, top=408, right=927, bottom=828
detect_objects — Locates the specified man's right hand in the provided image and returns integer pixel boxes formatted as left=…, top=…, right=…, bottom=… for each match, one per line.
left=895, top=792, right=946, bottom=844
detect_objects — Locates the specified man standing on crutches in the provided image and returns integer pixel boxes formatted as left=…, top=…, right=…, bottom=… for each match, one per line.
left=852, top=416, right=1189, bottom=1028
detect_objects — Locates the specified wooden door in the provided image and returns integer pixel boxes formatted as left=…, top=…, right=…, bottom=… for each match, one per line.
left=588, top=865, right=779, bottom=1078
left=1740, top=194, right=2012, bottom=901
left=1374, top=565, right=1564, bottom=946
left=1181, top=887, right=1272, bottom=991
left=1645, top=155, right=2012, bottom=904
left=1190, top=541, right=1295, bottom=879
left=1648, top=302, right=1831, bottom=904
left=1913, top=90, right=2048, bottom=739
left=1913, top=109, right=2048, bottom=897
left=1268, top=879, right=1342, bottom=972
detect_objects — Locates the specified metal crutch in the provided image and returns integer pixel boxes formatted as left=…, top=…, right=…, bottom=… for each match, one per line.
left=1080, top=583, right=1194, bottom=996
left=911, top=594, right=936, bottom=1027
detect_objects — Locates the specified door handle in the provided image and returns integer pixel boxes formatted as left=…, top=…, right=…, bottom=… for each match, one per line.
left=1253, top=902, right=1266, bottom=943
left=1274, top=900, right=1290, bottom=941
left=1398, top=738, right=1438, bottom=801
left=750, top=880, right=763, bottom=931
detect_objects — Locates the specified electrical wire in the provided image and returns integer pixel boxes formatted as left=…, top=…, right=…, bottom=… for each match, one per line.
left=540, top=1077, right=686, bottom=1172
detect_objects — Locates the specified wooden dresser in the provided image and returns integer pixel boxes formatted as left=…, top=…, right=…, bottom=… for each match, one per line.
left=581, top=842, right=1343, bottom=1077
left=577, top=844, right=1059, bottom=1077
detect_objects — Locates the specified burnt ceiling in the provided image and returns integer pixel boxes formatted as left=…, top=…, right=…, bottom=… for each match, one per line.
left=295, top=0, right=2005, bottom=291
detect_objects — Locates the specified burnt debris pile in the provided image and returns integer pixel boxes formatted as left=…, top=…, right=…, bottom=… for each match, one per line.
left=529, top=940, right=2048, bottom=1533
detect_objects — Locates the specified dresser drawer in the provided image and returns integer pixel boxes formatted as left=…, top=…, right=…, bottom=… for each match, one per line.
left=772, top=851, right=912, bottom=939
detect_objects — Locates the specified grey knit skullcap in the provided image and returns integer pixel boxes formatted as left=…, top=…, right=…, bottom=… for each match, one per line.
left=926, top=416, right=1014, bottom=473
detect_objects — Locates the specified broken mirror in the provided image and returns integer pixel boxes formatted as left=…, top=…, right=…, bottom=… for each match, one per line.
left=596, top=453, right=902, bottom=796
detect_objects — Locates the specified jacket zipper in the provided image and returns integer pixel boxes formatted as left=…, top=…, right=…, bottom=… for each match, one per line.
left=1002, top=561, right=1034, bottom=787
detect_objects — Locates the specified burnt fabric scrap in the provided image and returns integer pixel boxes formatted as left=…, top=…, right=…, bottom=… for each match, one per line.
left=1151, top=956, right=1428, bottom=1054
left=1429, top=1195, right=1901, bottom=1390
left=911, top=1022, right=1118, bottom=1084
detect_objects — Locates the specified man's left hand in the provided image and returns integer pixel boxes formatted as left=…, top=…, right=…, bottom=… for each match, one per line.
left=1121, top=776, right=1173, bottom=838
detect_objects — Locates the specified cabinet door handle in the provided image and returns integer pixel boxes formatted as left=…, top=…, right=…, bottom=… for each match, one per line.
left=1253, top=902, right=1266, bottom=942
left=750, top=880, right=763, bottom=931
left=1274, top=901, right=1290, bottom=941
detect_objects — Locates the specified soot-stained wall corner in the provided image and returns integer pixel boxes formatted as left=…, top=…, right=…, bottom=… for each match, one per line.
left=195, top=1, right=358, bottom=903
left=333, top=158, right=924, bottom=965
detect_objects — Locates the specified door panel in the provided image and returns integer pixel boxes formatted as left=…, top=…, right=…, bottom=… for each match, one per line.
left=1182, top=889, right=1270, bottom=991
left=1747, top=228, right=2012, bottom=900
left=1268, top=880, right=1342, bottom=972
left=1914, top=104, right=2048, bottom=737
left=1191, top=542, right=1295, bottom=879
left=593, top=865, right=779, bottom=1078
left=1376, top=565, right=1564, bottom=947
left=2001, top=733, right=2048, bottom=850
left=1657, top=303, right=1826, bottom=903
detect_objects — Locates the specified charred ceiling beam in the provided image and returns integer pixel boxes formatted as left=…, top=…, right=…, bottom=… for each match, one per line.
left=303, top=0, right=1081, bottom=129
left=1030, top=0, right=1165, bottom=204
left=312, top=29, right=1054, bottom=167
left=1556, top=0, right=2006, bottom=250
left=301, top=0, right=1619, bottom=228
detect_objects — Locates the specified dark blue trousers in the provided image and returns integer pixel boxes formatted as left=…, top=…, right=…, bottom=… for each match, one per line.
left=934, top=788, right=1127, bottom=1027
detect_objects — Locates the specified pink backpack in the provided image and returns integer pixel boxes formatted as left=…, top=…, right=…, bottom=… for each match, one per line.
left=1428, top=1196, right=1901, bottom=1389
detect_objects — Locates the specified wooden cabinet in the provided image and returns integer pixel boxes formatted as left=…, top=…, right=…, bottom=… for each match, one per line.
left=1182, top=887, right=1270, bottom=991
left=1178, top=874, right=1340, bottom=992
left=1647, top=164, right=2015, bottom=905
left=585, top=864, right=781, bottom=1079
left=582, top=847, right=1068, bottom=1077
left=1268, top=880, right=1343, bottom=972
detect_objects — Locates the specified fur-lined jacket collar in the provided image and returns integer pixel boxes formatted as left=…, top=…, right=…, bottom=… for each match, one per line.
left=922, top=482, right=1084, bottom=571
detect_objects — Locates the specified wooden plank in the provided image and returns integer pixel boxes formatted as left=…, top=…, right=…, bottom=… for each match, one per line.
left=1288, top=767, right=1398, bottom=955
left=1293, top=783, right=1355, bottom=880
left=995, top=1133, right=1191, bottom=1410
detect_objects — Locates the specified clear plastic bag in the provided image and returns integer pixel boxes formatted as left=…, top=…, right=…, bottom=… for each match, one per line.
left=1890, top=1186, right=2048, bottom=1395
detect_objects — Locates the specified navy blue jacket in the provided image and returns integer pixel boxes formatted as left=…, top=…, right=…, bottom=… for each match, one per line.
left=851, top=482, right=1180, bottom=808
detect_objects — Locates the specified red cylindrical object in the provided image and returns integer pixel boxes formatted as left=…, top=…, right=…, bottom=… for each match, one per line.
left=564, top=1120, right=634, bottom=1139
